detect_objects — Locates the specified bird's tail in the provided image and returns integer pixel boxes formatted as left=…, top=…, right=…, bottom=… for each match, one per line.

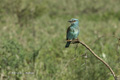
left=65, top=41, right=71, bottom=48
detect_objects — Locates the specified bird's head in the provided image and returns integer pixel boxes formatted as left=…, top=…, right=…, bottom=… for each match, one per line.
left=68, top=18, right=79, bottom=25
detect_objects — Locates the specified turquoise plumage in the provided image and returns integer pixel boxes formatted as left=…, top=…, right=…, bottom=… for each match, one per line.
left=65, top=18, right=80, bottom=48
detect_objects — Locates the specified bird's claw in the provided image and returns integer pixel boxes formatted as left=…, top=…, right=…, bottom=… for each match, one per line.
left=66, top=40, right=72, bottom=42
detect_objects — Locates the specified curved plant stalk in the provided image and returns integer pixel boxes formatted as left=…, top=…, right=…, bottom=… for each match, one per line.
left=71, top=40, right=117, bottom=80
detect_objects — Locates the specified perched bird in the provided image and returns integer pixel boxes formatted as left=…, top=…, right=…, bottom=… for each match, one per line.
left=65, top=18, right=80, bottom=48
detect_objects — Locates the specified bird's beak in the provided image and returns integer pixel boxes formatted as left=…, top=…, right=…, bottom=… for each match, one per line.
left=68, top=20, right=72, bottom=23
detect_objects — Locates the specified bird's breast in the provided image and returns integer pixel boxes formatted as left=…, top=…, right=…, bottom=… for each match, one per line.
left=74, top=29, right=79, bottom=33
left=73, top=28, right=79, bottom=34
left=70, top=28, right=79, bottom=35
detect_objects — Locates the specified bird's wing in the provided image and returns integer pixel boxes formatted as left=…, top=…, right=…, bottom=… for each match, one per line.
left=66, top=26, right=70, bottom=40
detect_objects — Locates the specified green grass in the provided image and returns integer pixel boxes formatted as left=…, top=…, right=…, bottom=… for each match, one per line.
left=0, top=0, right=120, bottom=80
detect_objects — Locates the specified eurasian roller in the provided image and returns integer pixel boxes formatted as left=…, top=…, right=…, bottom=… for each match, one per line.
left=65, top=18, right=80, bottom=48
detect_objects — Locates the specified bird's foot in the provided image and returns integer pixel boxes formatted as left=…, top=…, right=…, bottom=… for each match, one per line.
left=75, top=38, right=79, bottom=41
left=72, top=38, right=79, bottom=43
left=66, top=40, right=72, bottom=42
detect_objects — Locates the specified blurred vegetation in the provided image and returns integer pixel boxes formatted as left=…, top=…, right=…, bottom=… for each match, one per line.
left=0, top=0, right=120, bottom=80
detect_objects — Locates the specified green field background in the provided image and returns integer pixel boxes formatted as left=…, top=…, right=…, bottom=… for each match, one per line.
left=0, top=0, right=120, bottom=80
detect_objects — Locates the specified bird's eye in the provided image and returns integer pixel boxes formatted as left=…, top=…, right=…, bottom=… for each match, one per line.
left=73, top=20, right=76, bottom=22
